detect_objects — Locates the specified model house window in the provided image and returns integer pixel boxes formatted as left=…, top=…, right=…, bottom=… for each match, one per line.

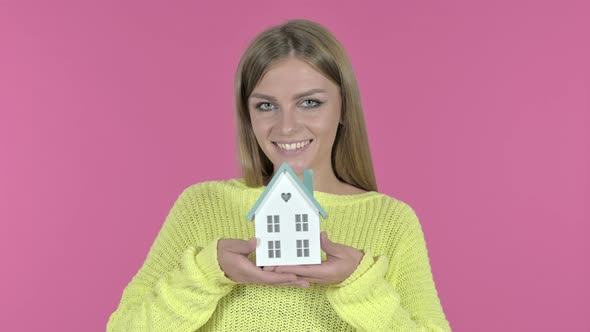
left=295, top=214, right=308, bottom=232
left=268, top=240, right=281, bottom=258
left=296, top=239, right=310, bottom=257
left=267, top=215, right=280, bottom=233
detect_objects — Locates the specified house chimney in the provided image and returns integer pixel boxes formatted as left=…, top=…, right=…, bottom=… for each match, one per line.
left=304, top=169, right=313, bottom=194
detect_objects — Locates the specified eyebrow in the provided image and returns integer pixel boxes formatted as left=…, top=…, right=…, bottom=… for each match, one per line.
left=249, top=88, right=327, bottom=102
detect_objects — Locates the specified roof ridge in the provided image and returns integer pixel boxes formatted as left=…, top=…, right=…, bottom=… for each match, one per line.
left=246, top=162, right=328, bottom=221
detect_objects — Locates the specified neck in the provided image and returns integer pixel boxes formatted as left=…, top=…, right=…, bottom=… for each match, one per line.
left=289, top=163, right=343, bottom=194
left=304, top=168, right=341, bottom=193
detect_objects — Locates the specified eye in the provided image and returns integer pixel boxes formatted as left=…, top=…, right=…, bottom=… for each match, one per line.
left=255, top=102, right=275, bottom=112
left=301, top=99, right=322, bottom=108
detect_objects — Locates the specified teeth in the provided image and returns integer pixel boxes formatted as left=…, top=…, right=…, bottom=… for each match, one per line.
left=277, top=140, right=311, bottom=151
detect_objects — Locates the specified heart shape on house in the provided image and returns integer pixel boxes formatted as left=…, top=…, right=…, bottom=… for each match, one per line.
left=281, top=193, right=291, bottom=202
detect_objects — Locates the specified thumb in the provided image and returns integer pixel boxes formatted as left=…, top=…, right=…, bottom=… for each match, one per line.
left=228, top=238, right=258, bottom=254
left=320, top=232, right=339, bottom=255
left=246, top=237, right=258, bottom=252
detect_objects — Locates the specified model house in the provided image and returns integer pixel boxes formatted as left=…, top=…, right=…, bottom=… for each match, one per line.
left=247, top=162, right=328, bottom=266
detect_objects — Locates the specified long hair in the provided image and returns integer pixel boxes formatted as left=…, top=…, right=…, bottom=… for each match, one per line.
left=235, top=19, right=378, bottom=192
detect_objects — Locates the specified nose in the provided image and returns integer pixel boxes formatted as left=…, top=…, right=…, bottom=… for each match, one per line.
left=277, top=107, right=299, bottom=135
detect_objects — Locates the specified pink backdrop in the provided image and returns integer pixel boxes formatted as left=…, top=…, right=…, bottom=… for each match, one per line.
left=2, top=1, right=588, bottom=331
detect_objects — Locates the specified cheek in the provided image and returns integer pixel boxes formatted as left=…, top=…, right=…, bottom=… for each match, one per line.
left=250, top=117, right=272, bottom=142
left=311, top=114, right=340, bottom=139
left=249, top=112, right=262, bottom=132
left=308, top=125, right=337, bottom=154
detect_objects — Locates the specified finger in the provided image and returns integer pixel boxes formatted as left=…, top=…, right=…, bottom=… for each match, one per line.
left=262, top=266, right=277, bottom=272
left=299, top=276, right=328, bottom=285
left=225, top=238, right=257, bottom=255
left=272, top=280, right=310, bottom=288
left=237, top=262, right=298, bottom=284
left=250, top=268, right=299, bottom=284
left=274, top=264, right=327, bottom=279
left=320, top=232, right=344, bottom=256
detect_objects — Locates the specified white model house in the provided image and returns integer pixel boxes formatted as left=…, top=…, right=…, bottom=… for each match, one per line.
left=247, top=162, right=328, bottom=266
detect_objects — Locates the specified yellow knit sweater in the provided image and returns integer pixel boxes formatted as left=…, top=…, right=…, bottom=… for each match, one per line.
left=107, top=179, right=452, bottom=331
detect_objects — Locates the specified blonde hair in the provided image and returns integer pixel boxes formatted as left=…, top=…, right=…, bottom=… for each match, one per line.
left=234, top=19, right=378, bottom=192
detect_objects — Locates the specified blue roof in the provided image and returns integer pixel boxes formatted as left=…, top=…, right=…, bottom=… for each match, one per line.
left=246, top=162, right=328, bottom=221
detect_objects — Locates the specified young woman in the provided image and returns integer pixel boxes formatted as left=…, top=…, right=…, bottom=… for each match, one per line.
left=108, top=19, right=452, bottom=331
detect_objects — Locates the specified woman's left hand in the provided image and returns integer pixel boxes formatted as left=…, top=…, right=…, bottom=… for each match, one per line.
left=268, top=232, right=364, bottom=285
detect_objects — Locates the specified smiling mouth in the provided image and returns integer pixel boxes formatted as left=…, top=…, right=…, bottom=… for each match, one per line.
left=273, top=139, right=313, bottom=151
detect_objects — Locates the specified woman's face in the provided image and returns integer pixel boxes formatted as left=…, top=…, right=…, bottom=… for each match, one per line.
left=248, top=57, right=342, bottom=176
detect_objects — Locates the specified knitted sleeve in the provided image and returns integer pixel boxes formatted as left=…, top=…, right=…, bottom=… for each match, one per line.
left=325, top=204, right=452, bottom=332
left=106, top=187, right=236, bottom=332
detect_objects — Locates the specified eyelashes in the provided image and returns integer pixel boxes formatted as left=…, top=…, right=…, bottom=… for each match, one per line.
left=254, top=99, right=323, bottom=112
left=254, top=102, right=274, bottom=111
left=301, top=99, right=322, bottom=108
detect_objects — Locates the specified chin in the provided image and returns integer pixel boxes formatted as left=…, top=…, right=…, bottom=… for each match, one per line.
left=272, top=159, right=310, bottom=175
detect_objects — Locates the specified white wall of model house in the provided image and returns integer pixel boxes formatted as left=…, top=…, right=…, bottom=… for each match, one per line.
left=253, top=172, right=321, bottom=266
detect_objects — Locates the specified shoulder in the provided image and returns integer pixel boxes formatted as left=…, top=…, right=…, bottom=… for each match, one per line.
left=355, top=190, right=415, bottom=211
left=368, top=192, right=422, bottom=228
left=377, top=195, right=429, bottom=247
left=173, top=178, right=261, bottom=209
left=165, top=179, right=236, bottom=210
left=180, top=178, right=245, bottom=197
left=364, top=194, right=430, bottom=255
left=162, top=179, right=246, bottom=225
left=322, top=189, right=420, bottom=227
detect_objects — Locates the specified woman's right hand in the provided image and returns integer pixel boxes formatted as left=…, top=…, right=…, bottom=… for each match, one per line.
left=217, top=238, right=310, bottom=288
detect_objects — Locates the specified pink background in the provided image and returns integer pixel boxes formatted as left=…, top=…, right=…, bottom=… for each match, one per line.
left=2, top=1, right=588, bottom=331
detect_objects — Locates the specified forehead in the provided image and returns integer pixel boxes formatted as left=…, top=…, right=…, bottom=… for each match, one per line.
left=252, top=57, right=338, bottom=95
